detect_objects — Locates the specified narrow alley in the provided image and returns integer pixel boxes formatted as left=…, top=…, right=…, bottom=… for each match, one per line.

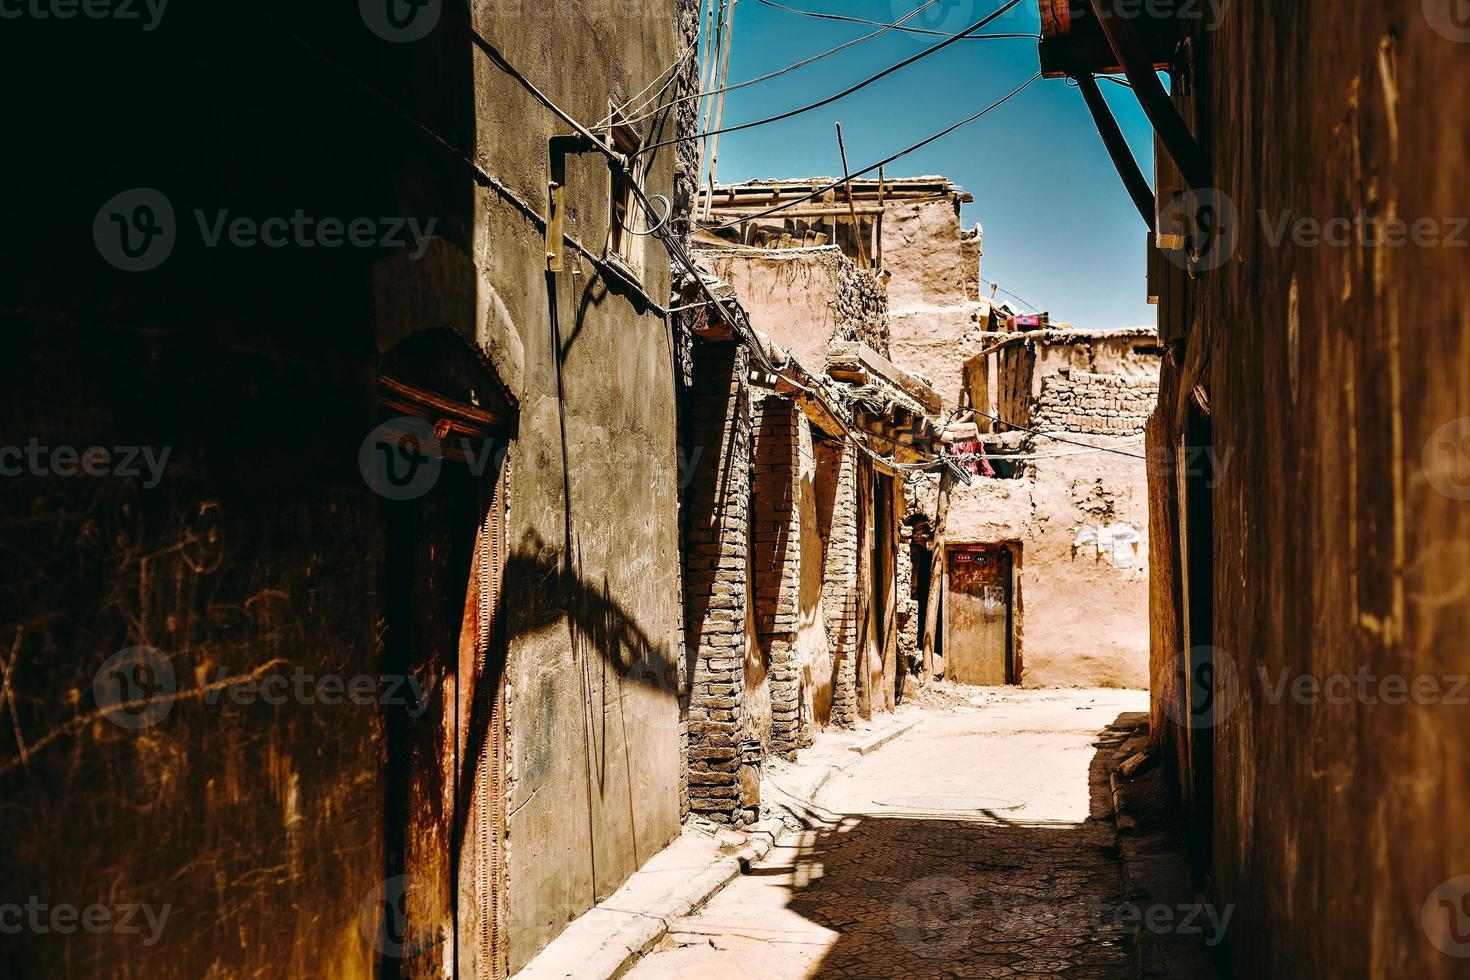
left=7, top=1, right=1470, bottom=978
left=630, top=690, right=1215, bottom=979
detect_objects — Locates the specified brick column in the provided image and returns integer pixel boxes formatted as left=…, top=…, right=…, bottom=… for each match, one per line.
left=681, top=342, right=750, bottom=824
left=751, top=395, right=803, bottom=761
left=816, top=438, right=860, bottom=728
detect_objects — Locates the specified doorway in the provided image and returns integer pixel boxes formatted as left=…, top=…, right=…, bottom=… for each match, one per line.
left=944, top=545, right=1017, bottom=686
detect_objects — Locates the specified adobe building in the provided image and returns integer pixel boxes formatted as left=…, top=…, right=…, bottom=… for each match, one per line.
left=700, top=176, right=1001, bottom=405
left=1036, top=0, right=1470, bottom=976
left=921, top=325, right=1162, bottom=689
left=676, top=239, right=949, bottom=826
left=1, top=3, right=701, bottom=976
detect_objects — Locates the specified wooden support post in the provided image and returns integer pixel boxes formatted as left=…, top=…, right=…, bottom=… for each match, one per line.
left=1075, top=72, right=1156, bottom=231
left=834, top=122, right=869, bottom=268
left=1087, top=0, right=1209, bottom=190
left=920, top=466, right=953, bottom=684
left=703, top=0, right=738, bottom=220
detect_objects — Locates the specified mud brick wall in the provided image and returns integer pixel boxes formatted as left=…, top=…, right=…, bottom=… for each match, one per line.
left=1034, top=372, right=1160, bottom=437
left=834, top=260, right=892, bottom=357
left=815, top=439, right=860, bottom=728
left=682, top=342, right=751, bottom=824
left=751, top=396, right=803, bottom=760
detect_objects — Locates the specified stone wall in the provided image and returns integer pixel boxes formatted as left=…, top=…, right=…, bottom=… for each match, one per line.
left=682, top=342, right=751, bottom=825
left=1034, top=372, right=1160, bottom=437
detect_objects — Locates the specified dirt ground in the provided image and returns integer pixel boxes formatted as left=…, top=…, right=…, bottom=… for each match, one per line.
left=627, top=688, right=1218, bottom=979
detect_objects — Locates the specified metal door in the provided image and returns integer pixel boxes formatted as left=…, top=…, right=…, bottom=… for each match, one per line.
left=944, top=548, right=1013, bottom=685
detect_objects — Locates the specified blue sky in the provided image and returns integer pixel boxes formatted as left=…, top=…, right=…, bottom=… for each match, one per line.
left=697, top=0, right=1158, bottom=329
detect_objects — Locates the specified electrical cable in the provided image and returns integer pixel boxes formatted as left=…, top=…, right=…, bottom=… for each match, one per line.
left=635, top=0, right=1026, bottom=156
left=979, top=275, right=1039, bottom=312
left=755, top=0, right=1038, bottom=40
left=967, top=409, right=1148, bottom=459
left=622, top=0, right=1030, bottom=127
left=698, top=71, right=1042, bottom=232
left=599, top=44, right=696, bottom=129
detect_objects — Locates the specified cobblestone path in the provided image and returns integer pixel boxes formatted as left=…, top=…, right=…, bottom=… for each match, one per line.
left=628, top=690, right=1155, bottom=979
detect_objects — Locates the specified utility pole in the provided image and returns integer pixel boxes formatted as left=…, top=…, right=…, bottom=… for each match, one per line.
left=702, top=0, right=738, bottom=220
left=834, top=122, right=869, bottom=268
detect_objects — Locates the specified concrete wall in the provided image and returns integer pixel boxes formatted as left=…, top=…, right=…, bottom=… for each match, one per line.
left=479, top=3, right=689, bottom=967
left=0, top=2, right=692, bottom=975
left=1148, top=3, right=1470, bottom=976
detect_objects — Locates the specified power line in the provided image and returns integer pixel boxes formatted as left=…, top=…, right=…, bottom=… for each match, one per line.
left=699, top=71, right=1042, bottom=232
left=600, top=44, right=696, bottom=129
left=636, top=0, right=1026, bottom=156
left=980, top=275, right=1039, bottom=312
left=756, top=0, right=1038, bottom=40
left=968, top=409, right=1149, bottom=459
left=625, top=0, right=1027, bottom=126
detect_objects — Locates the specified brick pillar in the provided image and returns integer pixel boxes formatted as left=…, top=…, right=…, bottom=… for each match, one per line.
left=682, top=342, right=750, bottom=824
left=816, top=438, right=860, bottom=728
left=751, top=395, right=803, bottom=761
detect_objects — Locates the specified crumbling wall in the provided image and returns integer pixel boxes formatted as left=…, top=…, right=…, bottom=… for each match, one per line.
left=682, top=343, right=751, bottom=825
left=698, top=247, right=888, bottom=373
left=1033, top=372, right=1160, bottom=437
left=944, top=449, right=1151, bottom=689
left=879, top=197, right=975, bottom=311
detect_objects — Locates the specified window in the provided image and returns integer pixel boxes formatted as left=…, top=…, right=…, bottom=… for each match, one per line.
left=607, top=119, right=645, bottom=270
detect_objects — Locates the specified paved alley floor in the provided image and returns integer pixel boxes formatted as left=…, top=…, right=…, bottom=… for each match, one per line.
left=628, top=689, right=1153, bottom=979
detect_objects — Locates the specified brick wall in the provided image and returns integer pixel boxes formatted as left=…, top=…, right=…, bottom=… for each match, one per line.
left=1034, top=372, right=1160, bottom=436
left=814, top=438, right=860, bottom=727
left=751, top=395, right=803, bottom=760
left=682, top=342, right=751, bottom=824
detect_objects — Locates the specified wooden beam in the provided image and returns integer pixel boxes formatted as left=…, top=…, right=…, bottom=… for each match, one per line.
left=827, top=342, right=943, bottom=415
left=1087, top=0, right=1209, bottom=190
left=1075, top=73, right=1157, bottom=232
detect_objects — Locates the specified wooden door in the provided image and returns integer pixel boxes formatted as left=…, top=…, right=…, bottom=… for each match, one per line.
left=944, top=548, right=1013, bottom=686
left=379, top=455, right=508, bottom=979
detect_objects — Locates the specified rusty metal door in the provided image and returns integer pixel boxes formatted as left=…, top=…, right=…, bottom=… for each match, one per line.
left=944, top=548, right=1013, bottom=686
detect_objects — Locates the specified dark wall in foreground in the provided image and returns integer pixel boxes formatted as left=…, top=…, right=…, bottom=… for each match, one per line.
left=1151, top=2, right=1470, bottom=976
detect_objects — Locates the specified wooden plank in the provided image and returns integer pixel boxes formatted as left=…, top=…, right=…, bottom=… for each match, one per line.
left=827, top=342, right=943, bottom=415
